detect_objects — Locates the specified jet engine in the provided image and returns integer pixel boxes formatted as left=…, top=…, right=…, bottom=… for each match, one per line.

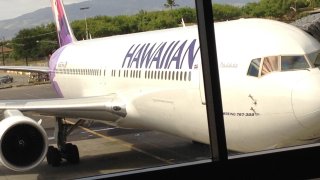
left=0, top=110, right=48, bottom=171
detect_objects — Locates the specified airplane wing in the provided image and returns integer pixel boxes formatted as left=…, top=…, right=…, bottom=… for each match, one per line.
left=0, top=66, right=50, bottom=73
left=0, top=94, right=127, bottom=121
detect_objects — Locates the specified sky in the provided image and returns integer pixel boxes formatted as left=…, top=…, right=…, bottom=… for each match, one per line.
left=0, top=0, right=87, bottom=20
left=0, top=0, right=258, bottom=21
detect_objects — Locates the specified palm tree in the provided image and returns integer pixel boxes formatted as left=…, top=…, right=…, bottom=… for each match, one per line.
left=307, top=0, right=315, bottom=9
left=164, top=0, right=179, bottom=10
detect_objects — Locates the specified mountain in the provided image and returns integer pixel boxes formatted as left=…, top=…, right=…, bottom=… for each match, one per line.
left=0, top=0, right=258, bottom=40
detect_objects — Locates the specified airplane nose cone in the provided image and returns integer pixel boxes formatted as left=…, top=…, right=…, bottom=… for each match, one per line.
left=292, top=74, right=320, bottom=128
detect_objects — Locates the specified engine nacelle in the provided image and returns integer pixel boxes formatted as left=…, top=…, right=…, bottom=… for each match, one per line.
left=0, top=110, right=48, bottom=171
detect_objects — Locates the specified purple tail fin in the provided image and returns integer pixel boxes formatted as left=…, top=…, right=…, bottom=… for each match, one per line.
left=50, top=0, right=77, bottom=47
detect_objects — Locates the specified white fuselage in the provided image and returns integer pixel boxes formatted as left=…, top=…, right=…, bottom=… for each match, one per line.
left=49, top=19, right=320, bottom=152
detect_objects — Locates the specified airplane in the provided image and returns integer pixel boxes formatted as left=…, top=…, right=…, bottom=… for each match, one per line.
left=1, top=0, right=320, bottom=172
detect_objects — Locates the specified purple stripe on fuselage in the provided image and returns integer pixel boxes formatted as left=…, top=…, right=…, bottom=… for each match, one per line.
left=49, top=46, right=66, bottom=98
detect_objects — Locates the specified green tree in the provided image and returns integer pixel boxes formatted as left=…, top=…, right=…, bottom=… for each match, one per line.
left=164, top=0, right=179, bottom=10
left=242, top=0, right=292, bottom=18
left=171, top=7, right=197, bottom=24
left=11, top=24, right=57, bottom=62
left=213, top=4, right=242, bottom=21
left=11, top=6, right=198, bottom=57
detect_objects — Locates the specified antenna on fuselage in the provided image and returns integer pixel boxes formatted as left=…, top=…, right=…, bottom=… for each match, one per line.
left=181, top=18, right=186, bottom=28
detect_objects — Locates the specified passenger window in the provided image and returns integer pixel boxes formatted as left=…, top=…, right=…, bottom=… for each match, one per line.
left=261, top=56, right=279, bottom=76
left=281, top=56, right=309, bottom=71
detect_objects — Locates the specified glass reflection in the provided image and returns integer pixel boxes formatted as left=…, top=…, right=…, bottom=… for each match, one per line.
left=213, top=1, right=320, bottom=156
left=0, top=0, right=212, bottom=179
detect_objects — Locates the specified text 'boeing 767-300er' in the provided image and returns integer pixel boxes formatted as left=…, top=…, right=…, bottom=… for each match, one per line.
left=0, top=0, right=320, bottom=172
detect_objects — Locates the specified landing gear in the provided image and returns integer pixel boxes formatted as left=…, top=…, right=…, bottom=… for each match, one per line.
left=47, top=146, right=61, bottom=166
left=46, top=117, right=84, bottom=167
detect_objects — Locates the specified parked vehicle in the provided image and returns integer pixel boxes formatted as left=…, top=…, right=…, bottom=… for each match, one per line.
left=0, top=75, right=13, bottom=84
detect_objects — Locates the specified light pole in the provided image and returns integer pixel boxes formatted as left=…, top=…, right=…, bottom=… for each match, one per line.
left=80, top=7, right=90, bottom=40
left=1, top=37, right=5, bottom=66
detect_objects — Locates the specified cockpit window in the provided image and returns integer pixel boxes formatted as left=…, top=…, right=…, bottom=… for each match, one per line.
left=307, top=51, right=320, bottom=67
left=261, top=56, right=279, bottom=76
left=247, top=58, right=261, bottom=77
left=281, top=56, right=309, bottom=71
left=248, top=55, right=311, bottom=77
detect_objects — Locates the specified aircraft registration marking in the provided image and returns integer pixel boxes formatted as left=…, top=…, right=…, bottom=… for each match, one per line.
left=223, top=112, right=260, bottom=116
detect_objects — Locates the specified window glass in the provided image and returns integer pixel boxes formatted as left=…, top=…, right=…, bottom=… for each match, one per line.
left=0, top=1, right=214, bottom=179
left=281, top=56, right=309, bottom=71
left=307, top=51, right=320, bottom=67
left=215, top=3, right=320, bottom=164
left=247, top=58, right=261, bottom=77
left=261, top=56, right=279, bottom=76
